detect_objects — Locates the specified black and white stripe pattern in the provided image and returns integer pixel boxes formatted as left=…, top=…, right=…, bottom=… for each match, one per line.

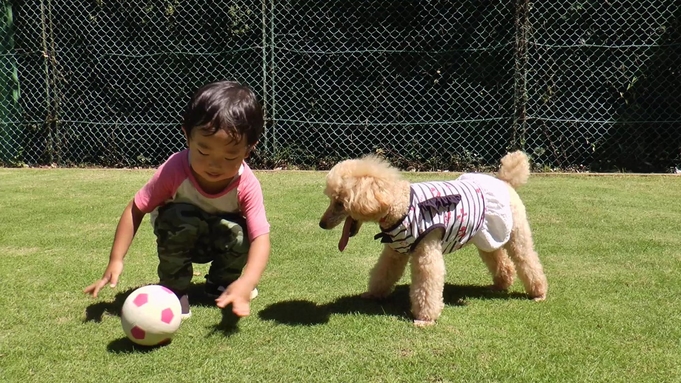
left=376, top=179, right=486, bottom=254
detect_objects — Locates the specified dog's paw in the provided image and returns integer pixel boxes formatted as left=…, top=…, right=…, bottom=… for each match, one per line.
left=530, top=294, right=546, bottom=302
left=413, top=319, right=436, bottom=327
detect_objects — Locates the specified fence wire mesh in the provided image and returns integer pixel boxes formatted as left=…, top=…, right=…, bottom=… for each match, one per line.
left=1, top=1, right=679, bottom=172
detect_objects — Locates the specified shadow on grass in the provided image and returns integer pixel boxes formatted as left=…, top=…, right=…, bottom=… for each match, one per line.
left=84, top=282, right=241, bottom=337
left=83, top=287, right=135, bottom=322
left=258, top=283, right=529, bottom=326
left=106, top=337, right=172, bottom=354
left=207, top=308, right=241, bottom=337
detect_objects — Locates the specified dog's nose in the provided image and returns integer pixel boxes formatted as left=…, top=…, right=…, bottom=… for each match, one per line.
left=319, top=221, right=327, bottom=229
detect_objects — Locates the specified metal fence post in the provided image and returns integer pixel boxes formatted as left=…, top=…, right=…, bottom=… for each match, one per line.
left=513, top=0, right=530, bottom=152
left=0, top=2, right=21, bottom=164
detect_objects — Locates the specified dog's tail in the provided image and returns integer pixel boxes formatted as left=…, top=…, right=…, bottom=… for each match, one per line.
left=497, top=150, right=530, bottom=189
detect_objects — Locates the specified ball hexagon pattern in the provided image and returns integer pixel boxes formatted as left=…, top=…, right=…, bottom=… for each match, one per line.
left=120, top=285, right=182, bottom=346
left=133, top=293, right=148, bottom=307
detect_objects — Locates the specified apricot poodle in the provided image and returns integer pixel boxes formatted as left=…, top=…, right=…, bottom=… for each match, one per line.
left=319, top=151, right=548, bottom=326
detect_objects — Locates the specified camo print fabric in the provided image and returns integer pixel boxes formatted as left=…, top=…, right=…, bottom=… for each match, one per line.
left=153, top=202, right=250, bottom=293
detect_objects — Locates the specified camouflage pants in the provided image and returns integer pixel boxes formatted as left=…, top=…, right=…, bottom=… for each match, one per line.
left=153, top=203, right=250, bottom=293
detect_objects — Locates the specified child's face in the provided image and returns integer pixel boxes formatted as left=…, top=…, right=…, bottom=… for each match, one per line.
left=184, top=127, right=252, bottom=187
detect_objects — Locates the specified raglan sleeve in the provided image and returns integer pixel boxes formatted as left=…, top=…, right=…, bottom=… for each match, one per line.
left=238, top=167, right=270, bottom=241
left=134, top=153, right=185, bottom=213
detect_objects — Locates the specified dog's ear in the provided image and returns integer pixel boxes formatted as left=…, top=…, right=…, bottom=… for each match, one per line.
left=344, top=176, right=391, bottom=220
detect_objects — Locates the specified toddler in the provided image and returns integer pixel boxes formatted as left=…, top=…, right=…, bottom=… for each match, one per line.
left=84, top=81, right=270, bottom=319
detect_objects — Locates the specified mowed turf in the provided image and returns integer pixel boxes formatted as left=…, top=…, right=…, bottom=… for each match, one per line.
left=0, top=168, right=679, bottom=383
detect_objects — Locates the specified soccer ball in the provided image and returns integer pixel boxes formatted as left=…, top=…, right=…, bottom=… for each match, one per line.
left=120, top=284, right=182, bottom=346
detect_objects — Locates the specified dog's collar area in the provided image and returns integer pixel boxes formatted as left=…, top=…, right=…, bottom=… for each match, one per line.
left=374, top=232, right=393, bottom=243
left=376, top=216, right=398, bottom=243
left=379, top=211, right=409, bottom=233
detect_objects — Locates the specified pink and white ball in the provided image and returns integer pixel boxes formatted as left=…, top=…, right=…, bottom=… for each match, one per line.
left=120, top=285, right=182, bottom=346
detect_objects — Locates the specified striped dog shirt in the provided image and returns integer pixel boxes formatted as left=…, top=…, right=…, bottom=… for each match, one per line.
left=374, top=179, right=486, bottom=254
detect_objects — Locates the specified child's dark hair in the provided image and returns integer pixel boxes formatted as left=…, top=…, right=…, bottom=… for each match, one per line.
left=183, top=81, right=264, bottom=146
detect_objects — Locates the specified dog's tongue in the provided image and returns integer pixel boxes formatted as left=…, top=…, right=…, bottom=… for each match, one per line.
left=338, top=216, right=355, bottom=252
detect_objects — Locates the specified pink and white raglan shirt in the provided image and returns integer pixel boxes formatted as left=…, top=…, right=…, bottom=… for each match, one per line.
left=133, top=150, right=270, bottom=241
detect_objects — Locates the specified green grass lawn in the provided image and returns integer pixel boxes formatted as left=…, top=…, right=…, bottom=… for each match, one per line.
left=0, top=168, right=680, bottom=383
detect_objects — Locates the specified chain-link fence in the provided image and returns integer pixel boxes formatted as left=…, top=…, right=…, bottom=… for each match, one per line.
left=1, top=1, right=680, bottom=172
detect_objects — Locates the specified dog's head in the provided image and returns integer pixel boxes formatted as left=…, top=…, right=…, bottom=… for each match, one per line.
left=318, top=155, right=402, bottom=251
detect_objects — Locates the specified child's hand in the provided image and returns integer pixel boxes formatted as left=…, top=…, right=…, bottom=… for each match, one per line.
left=83, top=260, right=124, bottom=298
left=215, top=279, right=253, bottom=317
